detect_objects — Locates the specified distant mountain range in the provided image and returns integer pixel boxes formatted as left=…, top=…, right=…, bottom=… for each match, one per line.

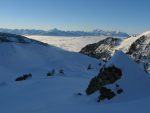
left=0, top=28, right=129, bottom=37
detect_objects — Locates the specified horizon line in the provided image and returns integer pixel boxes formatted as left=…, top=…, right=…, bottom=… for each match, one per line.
left=0, top=27, right=131, bottom=33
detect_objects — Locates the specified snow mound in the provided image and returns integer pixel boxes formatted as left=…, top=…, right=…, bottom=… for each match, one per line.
left=106, top=51, right=150, bottom=101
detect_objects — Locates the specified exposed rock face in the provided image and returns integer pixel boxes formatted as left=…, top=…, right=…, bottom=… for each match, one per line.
left=80, top=37, right=121, bottom=61
left=98, top=87, right=116, bottom=102
left=127, top=35, right=150, bottom=73
left=15, top=74, right=32, bottom=81
left=86, top=65, right=122, bottom=101
left=127, top=35, right=150, bottom=58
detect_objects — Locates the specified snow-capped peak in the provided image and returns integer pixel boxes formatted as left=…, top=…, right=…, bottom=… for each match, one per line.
left=140, top=31, right=150, bottom=37
left=106, top=51, right=141, bottom=69
left=116, top=31, right=150, bottom=52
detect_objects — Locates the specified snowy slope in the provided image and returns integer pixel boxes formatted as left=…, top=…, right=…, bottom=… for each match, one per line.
left=1, top=33, right=150, bottom=113
left=0, top=33, right=102, bottom=113
left=85, top=51, right=150, bottom=103
left=0, top=43, right=101, bottom=82
left=1, top=75, right=150, bottom=113
left=116, top=36, right=139, bottom=52
left=1, top=49, right=150, bottom=113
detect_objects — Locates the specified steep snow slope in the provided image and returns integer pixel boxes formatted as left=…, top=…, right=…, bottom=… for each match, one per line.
left=85, top=51, right=150, bottom=103
left=117, top=31, right=150, bottom=52
left=0, top=43, right=100, bottom=82
left=116, top=36, right=139, bottom=52
left=26, top=35, right=106, bottom=52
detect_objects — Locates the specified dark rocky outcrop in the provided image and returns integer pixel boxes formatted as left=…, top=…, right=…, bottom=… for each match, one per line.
left=15, top=74, right=32, bottom=81
left=86, top=65, right=122, bottom=95
left=86, top=65, right=122, bottom=102
left=47, top=69, right=55, bottom=76
left=127, top=35, right=150, bottom=73
left=98, top=87, right=116, bottom=102
left=80, top=37, right=121, bottom=61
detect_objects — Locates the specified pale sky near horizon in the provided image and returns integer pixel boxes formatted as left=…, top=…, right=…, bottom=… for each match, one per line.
left=0, top=0, right=150, bottom=33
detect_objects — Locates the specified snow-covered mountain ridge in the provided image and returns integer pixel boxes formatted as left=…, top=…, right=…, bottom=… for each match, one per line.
left=80, top=31, right=150, bottom=73
left=0, top=32, right=48, bottom=45
left=80, top=37, right=121, bottom=61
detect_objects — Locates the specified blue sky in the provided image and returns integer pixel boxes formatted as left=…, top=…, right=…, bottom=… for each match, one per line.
left=0, top=0, right=150, bottom=33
